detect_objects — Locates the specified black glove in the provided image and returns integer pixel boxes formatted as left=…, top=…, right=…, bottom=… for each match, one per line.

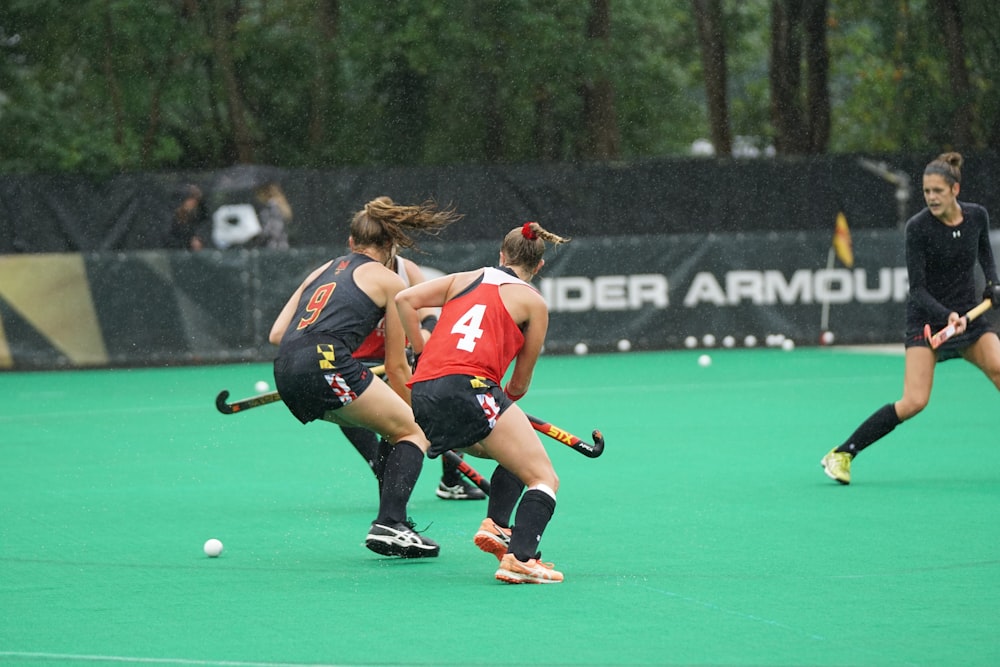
left=406, top=347, right=420, bottom=373
left=984, top=282, right=1000, bottom=309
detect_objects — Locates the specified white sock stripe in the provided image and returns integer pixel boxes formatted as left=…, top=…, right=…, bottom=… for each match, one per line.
left=529, top=483, right=556, bottom=500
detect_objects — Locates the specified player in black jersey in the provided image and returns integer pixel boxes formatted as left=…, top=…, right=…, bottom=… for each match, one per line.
left=822, top=152, right=1000, bottom=484
left=342, top=254, right=486, bottom=502
left=269, top=196, right=460, bottom=556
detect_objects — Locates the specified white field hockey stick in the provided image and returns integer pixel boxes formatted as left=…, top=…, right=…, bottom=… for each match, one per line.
left=923, top=299, right=992, bottom=349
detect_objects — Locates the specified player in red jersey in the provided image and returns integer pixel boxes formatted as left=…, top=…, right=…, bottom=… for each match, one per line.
left=396, top=221, right=571, bottom=583
left=346, top=255, right=486, bottom=500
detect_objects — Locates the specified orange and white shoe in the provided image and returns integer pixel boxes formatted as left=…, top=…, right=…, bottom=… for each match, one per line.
left=473, top=518, right=512, bottom=561
left=495, top=553, right=563, bottom=584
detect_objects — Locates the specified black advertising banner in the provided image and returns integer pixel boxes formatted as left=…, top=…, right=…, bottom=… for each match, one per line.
left=415, top=230, right=911, bottom=353
left=2, top=229, right=998, bottom=370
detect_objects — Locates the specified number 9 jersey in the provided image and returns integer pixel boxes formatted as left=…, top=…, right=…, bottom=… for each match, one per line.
left=409, top=267, right=535, bottom=386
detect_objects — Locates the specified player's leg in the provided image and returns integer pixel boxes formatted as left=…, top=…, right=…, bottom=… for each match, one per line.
left=822, top=346, right=935, bottom=484
left=437, top=451, right=487, bottom=500
left=479, top=404, right=563, bottom=583
left=961, top=331, right=1000, bottom=390
left=328, top=380, right=438, bottom=558
left=338, top=424, right=381, bottom=479
left=473, top=465, right=523, bottom=560
left=895, top=344, right=936, bottom=419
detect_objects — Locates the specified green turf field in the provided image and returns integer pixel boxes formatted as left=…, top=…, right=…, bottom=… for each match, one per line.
left=2, top=348, right=998, bottom=667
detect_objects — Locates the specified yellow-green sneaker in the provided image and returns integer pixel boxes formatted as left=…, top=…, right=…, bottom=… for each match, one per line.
left=821, top=448, right=852, bottom=485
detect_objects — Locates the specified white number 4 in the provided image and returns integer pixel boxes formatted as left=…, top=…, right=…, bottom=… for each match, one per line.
left=451, top=303, right=486, bottom=351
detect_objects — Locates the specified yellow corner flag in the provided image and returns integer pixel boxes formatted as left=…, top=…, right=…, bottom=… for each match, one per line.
left=832, top=211, right=854, bottom=267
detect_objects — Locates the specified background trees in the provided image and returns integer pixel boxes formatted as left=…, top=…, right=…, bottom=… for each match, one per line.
left=0, top=0, right=995, bottom=175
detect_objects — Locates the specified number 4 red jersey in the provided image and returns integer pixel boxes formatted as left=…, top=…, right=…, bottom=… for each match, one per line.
left=409, top=267, right=535, bottom=386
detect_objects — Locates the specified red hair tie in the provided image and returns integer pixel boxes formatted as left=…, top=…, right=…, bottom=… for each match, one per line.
left=521, top=222, right=538, bottom=240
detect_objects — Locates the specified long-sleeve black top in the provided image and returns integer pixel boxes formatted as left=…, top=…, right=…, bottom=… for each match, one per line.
left=905, top=201, right=998, bottom=331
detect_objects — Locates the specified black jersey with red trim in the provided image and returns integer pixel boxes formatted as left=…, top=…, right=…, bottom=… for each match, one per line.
left=409, top=267, right=532, bottom=386
left=278, top=252, right=384, bottom=352
left=905, top=202, right=998, bottom=331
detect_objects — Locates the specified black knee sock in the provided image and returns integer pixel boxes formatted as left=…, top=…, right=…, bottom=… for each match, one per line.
left=373, top=437, right=392, bottom=491
left=340, top=426, right=380, bottom=476
left=375, top=440, right=424, bottom=526
left=508, top=488, right=556, bottom=562
left=836, top=403, right=901, bottom=457
left=487, top=465, right=524, bottom=528
left=441, top=451, right=463, bottom=486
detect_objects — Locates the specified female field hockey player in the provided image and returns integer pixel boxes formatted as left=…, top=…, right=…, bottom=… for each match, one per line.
left=269, top=196, right=460, bottom=557
left=342, top=254, right=486, bottom=501
left=821, top=152, right=1000, bottom=484
left=396, top=221, right=571, bottom=583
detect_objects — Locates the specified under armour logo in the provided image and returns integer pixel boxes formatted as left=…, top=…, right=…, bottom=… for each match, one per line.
left=953, top=230, right=961, bottom=238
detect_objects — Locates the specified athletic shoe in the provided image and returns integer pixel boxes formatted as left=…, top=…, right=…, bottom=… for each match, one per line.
left=436, top=480, right=486, bottom=500
left=495, top=553, right=563, bottom=584
left=821, top=448, right=852, bottom=485
left=365, top=521, right=440, bottom=558
left=473, top=517, right=512, bottom=561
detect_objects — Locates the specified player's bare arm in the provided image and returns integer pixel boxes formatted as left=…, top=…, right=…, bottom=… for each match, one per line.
left=268, top=261, right=332, bottom=344
left=505, top=290, right=548, bottom=399
left=396, top=270, right=481, bottom=355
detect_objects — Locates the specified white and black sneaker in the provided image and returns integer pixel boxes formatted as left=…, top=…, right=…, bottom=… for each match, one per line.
left=436, top=480, right=487, bottom=500
left=365, top=521, right=440, bottom=558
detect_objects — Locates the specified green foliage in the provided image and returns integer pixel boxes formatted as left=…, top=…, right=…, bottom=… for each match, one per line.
left=0, top=0, right=996, bottom=174
left=826, top=0, right=997, bottom=153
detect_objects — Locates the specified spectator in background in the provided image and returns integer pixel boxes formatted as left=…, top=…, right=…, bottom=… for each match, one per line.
left=254, top=182, right=292, bottom=249
left=166, top=184, right=211, bottom=251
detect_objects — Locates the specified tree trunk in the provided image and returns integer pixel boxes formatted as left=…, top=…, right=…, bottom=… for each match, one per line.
left=934, top=0, right=973, bottom=148
left=803, top=0, right=829, bottom=152
left=208, top=1, right=256, bottom=163
left=691, top=0, right=731, bottom=157
left=100, top=0, right=125, bottom=147
left=308, top=0, right=340, bottom=151
left=532, top=86, right=559, bottom=161
left=769, top=0, right=829, bottom=155
left=580, top=0, right=620, bottom=160
left=482, top=67, right=504, bottom=162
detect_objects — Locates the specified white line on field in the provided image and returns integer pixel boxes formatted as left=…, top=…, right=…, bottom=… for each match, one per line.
left=0, top=651, right=369, bottom=667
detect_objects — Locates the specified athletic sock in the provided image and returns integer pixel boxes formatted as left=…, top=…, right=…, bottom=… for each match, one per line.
left=508, top=489, right=556, bottom=562
left=373, top=437, right=392, bottom=491
left=441, top=451, right=463, bottom=486
left=487, top=465, right=524, bottom=528
left=375, top=440, right=424, bottom=526
left=836, top=403, right=901, bottom=457
left=340, top=425, right=379, bottom=475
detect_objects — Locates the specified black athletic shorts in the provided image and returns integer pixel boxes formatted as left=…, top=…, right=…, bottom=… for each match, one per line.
left=273, top=340, right=377, bottom=424
left=904, top=316, right=996, bottom=362
left=410, top=375, right=513, bottom=459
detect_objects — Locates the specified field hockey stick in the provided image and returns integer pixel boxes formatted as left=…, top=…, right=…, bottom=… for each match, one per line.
left=214, top=386, right=491, bottom=495
left=923, top=299, right=992, bottom=349
left=363, top=367, right=606, bottom=459
left=215, top=365, right=385, bottom=415
left=444, top=450, right=490, bottom=494
left=217, top=376, right=603, bottom=458
left=216, top=388, right=281, bottom=414
left=526, top=414, right=605, bottom=459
